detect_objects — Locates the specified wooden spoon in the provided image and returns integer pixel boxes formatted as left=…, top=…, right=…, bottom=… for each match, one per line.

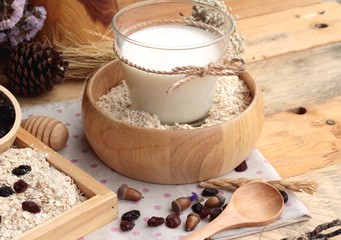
left=183, top=182, right=284, bottom=240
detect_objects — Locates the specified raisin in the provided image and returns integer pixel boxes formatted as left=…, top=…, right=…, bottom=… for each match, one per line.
left=12, top=165, right=32, bottom=176
left=0, top=186, right=14, bottom=197
left=120, top=220, right=135, bottom=231
left=13, top=179, right=29, bottom=193
left=147, top=216, right=165, bottom=227
left=202, top=188, right=218, bottom=197
left=165, top=213, right=181, bottom=228
left=22, top=201, right=41, bottom=213
left=199, top=206, right=211, bottom=219
left=210, top=208, right=222, bottom=221
left=121, top=210, right=141, bottom=221
left=0, top=93, right=15, bottom=138
left=222, top=203, right=228, bottom=210
left=234, top=160, right=248, bottom=172
left=191, top=202, right=204, bottom=214
left=279, top=190, right=289, bottom=203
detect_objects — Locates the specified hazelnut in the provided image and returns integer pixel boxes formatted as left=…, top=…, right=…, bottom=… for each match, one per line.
left=204, top=195, right=226, bottom=209
left=171, top=197, right=191, bottom=212
left=185, top=213, right=200, bottom=231
left=117, top=184, right=142, bottom=201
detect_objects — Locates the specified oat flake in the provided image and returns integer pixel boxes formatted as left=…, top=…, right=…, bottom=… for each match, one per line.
left=0, top=148, right=86, bottom=240
left=96, top=76, right=252, bottom=129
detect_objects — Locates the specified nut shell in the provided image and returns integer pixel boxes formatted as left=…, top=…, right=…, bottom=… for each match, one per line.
left=117, top=185, right=142, bottom=201
left=204, top=195, right=226, bottom=209
left=171, top=197, right=191, bottom=212
left=185, top=213, right=200, bottom=231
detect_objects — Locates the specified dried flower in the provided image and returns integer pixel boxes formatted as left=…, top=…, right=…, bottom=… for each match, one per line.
left=0, top=0, right=46, bottom=47
left=0, top=0, right=26, bottom=31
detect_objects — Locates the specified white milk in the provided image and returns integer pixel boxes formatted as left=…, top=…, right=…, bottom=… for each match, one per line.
left=120, top=25, right=224, bottom=124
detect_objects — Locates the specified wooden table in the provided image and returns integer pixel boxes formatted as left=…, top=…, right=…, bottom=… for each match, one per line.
left=1, top=0, right=340, bottom=238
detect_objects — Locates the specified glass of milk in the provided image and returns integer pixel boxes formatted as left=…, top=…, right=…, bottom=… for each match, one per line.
left=112, top=0, right=233, bottom=124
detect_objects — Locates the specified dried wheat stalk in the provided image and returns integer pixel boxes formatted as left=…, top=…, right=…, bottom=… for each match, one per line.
left=200, top=178, right=318, bottom=195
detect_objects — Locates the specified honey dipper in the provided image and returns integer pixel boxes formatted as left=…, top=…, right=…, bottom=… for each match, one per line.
left=21, top=116, right=69, bottom=151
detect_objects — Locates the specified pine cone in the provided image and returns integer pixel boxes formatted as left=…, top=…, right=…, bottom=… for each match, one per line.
left=7, top=41, right=68, bottom=97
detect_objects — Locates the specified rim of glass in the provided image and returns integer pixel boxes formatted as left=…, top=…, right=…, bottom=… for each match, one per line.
left=112, top=0, right=234, bottom=50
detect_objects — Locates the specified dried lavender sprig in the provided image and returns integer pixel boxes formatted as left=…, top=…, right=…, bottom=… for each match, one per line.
left=0, top=0, right=26, bottom=31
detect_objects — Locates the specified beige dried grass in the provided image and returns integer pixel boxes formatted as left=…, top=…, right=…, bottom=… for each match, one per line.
left=53, top=29, right=116, bottom=80
left=200, top=178, right=319, bottom=195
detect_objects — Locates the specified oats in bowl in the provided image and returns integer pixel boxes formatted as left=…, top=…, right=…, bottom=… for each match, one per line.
left=0, top=147, right=87, bottom=240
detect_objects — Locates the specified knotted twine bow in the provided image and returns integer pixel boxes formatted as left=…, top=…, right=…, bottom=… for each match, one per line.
left=113, top=43, right=246, bottom=94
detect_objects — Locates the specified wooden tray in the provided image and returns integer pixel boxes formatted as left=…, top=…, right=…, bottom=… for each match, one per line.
left=10, top=127, right=118, bottom=240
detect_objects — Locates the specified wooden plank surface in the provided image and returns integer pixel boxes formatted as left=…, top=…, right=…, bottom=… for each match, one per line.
left=239, top=1, right=341, bottom=62
left=258, top=96, right=341, bottom=178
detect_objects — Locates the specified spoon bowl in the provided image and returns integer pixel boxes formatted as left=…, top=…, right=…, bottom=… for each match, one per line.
left=183, top=182, right=284, bottom=240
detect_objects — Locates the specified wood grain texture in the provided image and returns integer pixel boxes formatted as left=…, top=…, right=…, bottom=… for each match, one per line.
left=82, top=60, right=264, bottom=184
left=13, top=128, right=118, bottom=240
left=116, top=0, right=321, bottom=17
left=239, top=1, right=341, bottom=62
left=258, top=96, right=341, bottom=178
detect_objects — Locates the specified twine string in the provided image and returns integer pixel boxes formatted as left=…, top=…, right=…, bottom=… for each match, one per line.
left=113, top=19, right=246, bottom=93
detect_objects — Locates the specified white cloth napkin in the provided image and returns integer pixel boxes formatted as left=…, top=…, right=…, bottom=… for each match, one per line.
left=22, top=100, right=311, bottom=240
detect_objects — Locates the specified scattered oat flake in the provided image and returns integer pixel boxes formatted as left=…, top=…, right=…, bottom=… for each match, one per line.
left=0, top=147, right=87, bottom=240
left=96, top=76, right=252, bottom=129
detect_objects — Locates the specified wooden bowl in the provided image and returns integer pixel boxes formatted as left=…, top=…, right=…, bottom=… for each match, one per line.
left=82, top=60, right=264, bottom=184
left=0, top=86, right=22, bottom=153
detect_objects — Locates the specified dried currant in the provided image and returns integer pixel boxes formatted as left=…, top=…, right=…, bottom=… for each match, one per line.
left=147, top=216, right=165, bottom=227
left=165, top=213, right=181, bottom=228
left=191, top=202, right=204, bottom=214
left=0, top=92, right=15, bottom=138
left=202, top=188, right=218, bottom=197
left=234, top=160, right=248, bottom=172
left=13, top=179, right=29, bottom=193
left=120, top=220, right=135, bottom=231
left=199, top=206, right=211, bottom=219
left=12, top=165, right=32, bottom=176
left=22, top=201, right=41, bottom=213
left=210, top=208, right=223, bottom=221
left=279, top=190, right=289, bottom=203
left=0, top=186, right=14, bottom=197
left=121, top=210, right=141, bottom=221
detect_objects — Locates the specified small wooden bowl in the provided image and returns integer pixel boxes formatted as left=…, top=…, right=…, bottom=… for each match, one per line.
left=0, top=86, right=22, bottom=153
left=82, top=60, right=264, bottom=184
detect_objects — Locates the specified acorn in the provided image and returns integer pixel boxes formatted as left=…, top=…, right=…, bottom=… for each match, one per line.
left=204, top=195, right=226, bottom=209
left=117, top=185, right=142, bottom=201
left=185, top=213, right=200, bottom=231
left=172, top=192, right=199, bottom=212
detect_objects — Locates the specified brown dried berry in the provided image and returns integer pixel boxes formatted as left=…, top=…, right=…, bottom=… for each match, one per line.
left=185, top=213, right=200, bottom=231
left=13, top=179, right=29, bottom=193
left=12, top=165, right=32, bottom=176
left=210, top=208, right=223, bottom=221
left=22, top=201, right=41, bottom=213
left=234, top=160, right=248, bottom=172
left=202, top=188, right=218, bottom=196
left=120, top=220, right=135, bottom=231
left=117, top=185, right=142, bottom=201
left=191, top=202, right=204, bottom=214
left=0, top=186, right=14, bottom=197
left=121, top=210, right=141, bottom=221
left=166, top=213, right=181, bottom=228
left=199, top=206, right=211, bottom=219
left=204, top=195, right=226, bottom=209
left=147, top=216, right=165, bottom=227
left=279, top=190, right=289, bottom=203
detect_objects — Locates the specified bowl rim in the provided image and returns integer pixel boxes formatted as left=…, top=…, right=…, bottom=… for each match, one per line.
left=85, top=60, right=261, bottom=133
left=0, top=85, right=22, bottom=147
